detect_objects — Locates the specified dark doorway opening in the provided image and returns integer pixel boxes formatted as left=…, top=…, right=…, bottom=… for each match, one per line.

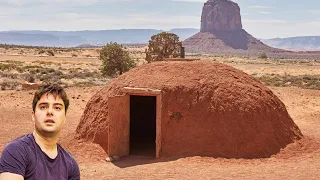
left=130, top=95, right=156, bottom=157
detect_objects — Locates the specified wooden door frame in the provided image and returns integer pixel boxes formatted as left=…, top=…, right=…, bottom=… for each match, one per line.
left=108, top=95, right=130, bottom=157
left=122, top=87, right=162, bottom=158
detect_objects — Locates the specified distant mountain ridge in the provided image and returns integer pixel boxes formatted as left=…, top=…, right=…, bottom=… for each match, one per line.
left=0, top=29, right=320, bottom=51
left=260, top=36, right=320, bottom=51
left=0, top=28, right=199, bottom=47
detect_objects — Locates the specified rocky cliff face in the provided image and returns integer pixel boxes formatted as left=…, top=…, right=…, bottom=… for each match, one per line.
left=184, top=0, right=282, bottom=55
left=201, top=0, right=242, bottom=32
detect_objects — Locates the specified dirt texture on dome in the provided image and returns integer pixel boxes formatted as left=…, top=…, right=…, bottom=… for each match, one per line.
left=75, top=60, right=302, bottom=158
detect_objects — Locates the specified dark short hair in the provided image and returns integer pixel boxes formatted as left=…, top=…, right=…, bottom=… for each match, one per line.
left=32, top=83, right=69, bottom=113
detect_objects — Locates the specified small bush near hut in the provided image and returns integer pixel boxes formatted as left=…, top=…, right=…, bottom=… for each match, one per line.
left=145, top=32, right=182, bottom=62
left=99, top=42, right=135, bottom=77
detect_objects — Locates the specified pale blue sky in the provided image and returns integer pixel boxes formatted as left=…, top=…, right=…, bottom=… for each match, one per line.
left=0, top=0, right=319, bottom=38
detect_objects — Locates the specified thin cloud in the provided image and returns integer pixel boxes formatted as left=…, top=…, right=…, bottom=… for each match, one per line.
left=243, top=19, right=287, bottom=24
left=302, top=21, right=320, bottom=26
left=249, top=5, right=273, bottom=9
left=241, top=13, right=250, bottom=16
left=284, top=9, right=320, bottom=15
left=0, top=0, right=118, bottom=6
left=171, top=0, right=239, bottom=2
left=0, top=12, right=201, bottom=31
left=171, top=0, right=206, bottom=2
left=306, top=10, right=320, bottom=14
left=243, top=20, right=320, bottom=38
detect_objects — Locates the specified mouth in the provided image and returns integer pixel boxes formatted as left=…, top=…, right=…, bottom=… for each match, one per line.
left=45, top=119, right=55, bottom=124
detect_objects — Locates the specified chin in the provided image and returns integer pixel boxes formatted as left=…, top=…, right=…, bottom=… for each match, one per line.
left=38, top=129, right=59, bottom=137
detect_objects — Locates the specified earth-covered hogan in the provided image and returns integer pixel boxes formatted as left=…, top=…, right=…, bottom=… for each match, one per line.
left=76, top=60, right=303, bottom=158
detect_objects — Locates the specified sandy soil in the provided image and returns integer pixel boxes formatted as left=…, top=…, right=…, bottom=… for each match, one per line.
left=0, top=86, right=319, bottom=179
left=0, top=48, right=320, bottom=179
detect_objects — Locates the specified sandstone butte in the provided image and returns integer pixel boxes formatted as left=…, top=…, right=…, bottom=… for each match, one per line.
left=183, top=0, right=287, bottom=55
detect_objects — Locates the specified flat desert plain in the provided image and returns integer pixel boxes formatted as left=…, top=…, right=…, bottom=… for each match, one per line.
left=0, top=48, right=319, bottom=179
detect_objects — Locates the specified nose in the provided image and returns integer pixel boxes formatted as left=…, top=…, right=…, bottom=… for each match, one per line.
left=47, top=106, right=53, bottom=116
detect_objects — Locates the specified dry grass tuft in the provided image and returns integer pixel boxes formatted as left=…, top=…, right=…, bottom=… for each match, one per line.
left=255, top=74, right=320, bottom=90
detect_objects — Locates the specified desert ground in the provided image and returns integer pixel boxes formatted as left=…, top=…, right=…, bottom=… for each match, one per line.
left=0, top=46, right=320, bottom=179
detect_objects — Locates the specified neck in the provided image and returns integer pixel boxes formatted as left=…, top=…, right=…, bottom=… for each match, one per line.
left=33, top=131, right=59, bottom=152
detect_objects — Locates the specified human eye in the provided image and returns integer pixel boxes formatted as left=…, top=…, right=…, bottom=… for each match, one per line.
left=39, top=105, right=47, bottom=110
left=54, top=106, right=62, bottom=111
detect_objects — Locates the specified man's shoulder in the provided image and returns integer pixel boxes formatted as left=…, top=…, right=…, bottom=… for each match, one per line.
left=0, top=134, right=35, bottom=176
left=4, top=134, right=34, bottom=151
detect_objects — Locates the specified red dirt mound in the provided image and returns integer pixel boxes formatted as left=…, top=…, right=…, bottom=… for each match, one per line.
left=75, top=60, right=302, bottom=158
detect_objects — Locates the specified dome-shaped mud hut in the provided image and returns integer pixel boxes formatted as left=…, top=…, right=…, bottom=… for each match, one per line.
left=75, top=60, right=302, bottom=159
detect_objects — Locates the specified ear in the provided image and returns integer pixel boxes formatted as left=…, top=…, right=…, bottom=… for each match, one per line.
left=32, top=111, right=35, bottom=122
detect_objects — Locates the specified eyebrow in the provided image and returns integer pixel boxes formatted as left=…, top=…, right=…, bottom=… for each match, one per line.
left=38, top=102, right=64, bottom=106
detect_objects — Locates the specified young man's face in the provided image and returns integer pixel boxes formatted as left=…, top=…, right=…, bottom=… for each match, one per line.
left=32, top=93, right=66, bottom=137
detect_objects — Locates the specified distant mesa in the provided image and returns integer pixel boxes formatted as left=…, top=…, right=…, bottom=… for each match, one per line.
left=76, top=43, right=97, bottom=48
left=183, top=0, right=283, bottom=55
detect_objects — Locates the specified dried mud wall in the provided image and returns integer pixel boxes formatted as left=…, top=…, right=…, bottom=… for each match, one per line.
left=75, top=85, right=124, bottom=152
left=159, top=82, right=302, bottom=158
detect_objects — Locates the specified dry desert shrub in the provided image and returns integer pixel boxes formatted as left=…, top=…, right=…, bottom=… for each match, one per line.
left=0, top=62, right=24, bottom=73
left=258, top=52, right=268, bottom=59
left=0, top=63, right=17, bottom=71
left=0, top=80, right=19, bottom=90
left=255, top=74, right=320, bottom=90
left=72, top=81, right=98, bottom=87
left=47, top=50, right=55, bottom=56
left=34, top=61, right=54, bottom=65
left=63, top=71, right=100, bottom=79
left=38, top=49, right=55, bottom=56
left=38, top=49, right=46, bottom=54
left=19, top=50, right=25, bottom=55
left=22, top=74, right=36, bottom=83
left=0, top=72, right=18, bottom=79
left=0, top=58, right=110, bottom=90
